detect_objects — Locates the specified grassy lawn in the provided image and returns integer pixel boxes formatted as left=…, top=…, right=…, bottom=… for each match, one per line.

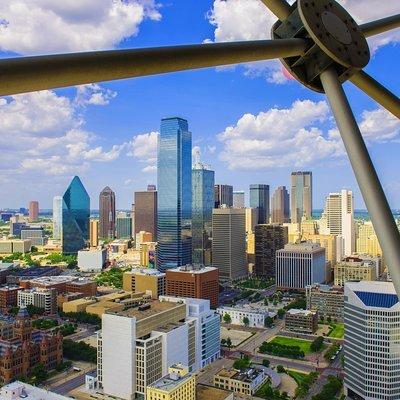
left=329, top=323, right=345, bottom=338
left=287, top=370, right=309, bottom=385
left=270, top=336, right=313, bottom=354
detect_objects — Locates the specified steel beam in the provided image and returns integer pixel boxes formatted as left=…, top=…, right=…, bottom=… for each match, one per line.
left=320, top=67, right=400, bottom=297
left=350, top=71, right=400, bottom=119
left=260, top=0, right=292, bottom=20
left=360, top=14, right=400, bottom=38
left=0, top=39, right=307, bottom=97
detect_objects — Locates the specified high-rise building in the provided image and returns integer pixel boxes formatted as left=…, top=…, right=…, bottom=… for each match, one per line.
left=214, top=184, right=233, bottom=208
left=28, top=201, right=39, bottom=222
left=245, top=208, right=259, bottom=233
left=356, top=220, right=382, bottom=257
left=192, top=161, right=214, bottom=265
left=166, top=265, right=219, bottom=309
left=90, top=219, right=99, bottom=247
left=52, top=196, right=62, bottom=240
left=319, top=189, right=355, bottom=257
left=134, top=185, right=157, bottom=240
left=301, top=232, right=337, bottom=265
left=122, top=269, right=165, bottom=299
left=271, top=186, right=290, bottom=224
left=290, top=171, right=312, bottom=223
left=212, top=208, right=247, bottom=281
left=250, top=184, right=270, bottom=224
left=157, top=117, right=192, bottom=272
left=254, top=224, right=288, bottom=278
left=233, top=191, right=245, bottom=208
left=276, top=243, right=326, bottom=290
left=99, top=186, right=116, bottom=239
left=116, top=212, right=132, bottom=239
left=344, top=281, right=400, bottom=400
left=62, top=176, right=90, bottom=254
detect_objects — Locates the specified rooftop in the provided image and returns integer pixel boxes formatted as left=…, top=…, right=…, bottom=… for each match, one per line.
left=147, top=371, right=193, bottom=392
left=168, top=264, right=218, bottom=274
left=128, top=268, right=165, bottom=277
left=287, top=308, right=317, bottom=316
left=216, top=366, right=264, bottom=383
left=347, top=281, right=398, bottom=308
left=281, top=242, right=324, bottom=253
left=196, top=385, right=233, bottom=400
left=0, top=381, right=71, bottom=400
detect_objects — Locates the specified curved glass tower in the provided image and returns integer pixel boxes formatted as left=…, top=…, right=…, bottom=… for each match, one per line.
left=157, top=117, right=192, bottom=271
left=62, top=176, right=90, bottom=254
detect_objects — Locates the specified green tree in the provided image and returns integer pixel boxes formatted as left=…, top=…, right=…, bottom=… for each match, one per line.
left=277, top=365, right=286, bottom=373
left=327, top=316, right=332, bottom=323
left=226, top=337, right=232, bottom=349
left=243, top=316, right=250, bottom=326
left=310, top=336, right=324, bottom=352
left=223, top=313, right=232, bottom=324
left=277, top=309, right=285, bottom=319
left=31, top=363, right=48, bottom=383
left=233, top=354, right=251, bottom=371
left=63, top=340, right=97, bottom=363
left=262, top=359, right=270, bottom=368
left=265, top=316, right=274, bottom=328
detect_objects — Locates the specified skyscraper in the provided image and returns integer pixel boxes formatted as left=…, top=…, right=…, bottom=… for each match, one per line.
left=290, top=171, right=312, bottom=223
left=62, top=176, right=90, bottom=254
left=89, top=219, right=99, bottom=247
left=192, top=161, right=214, bottom=265
left=28, top=201, right=39, bottom=222
left=319, top=189, right=355, bottom=257
left=214, top=184, right=233, bottom=208
left=233, top=191, right=245, bottom=208
left=134, top=185, right=157, bottom=240
left=344, top=281, right=400, bottom=400
left=157, top=117, right=192, bottom=272
left=116, top=212, right=132, bottom=239
left=212, top=208, right=247, bottom=281
left=99, top=186, right=116, bottom=239
left=255, top=224, right=288, bottom=278
left=52, top=196, right=62, bottom=240
left=271, top=186, right=290, bottom=224
left=250, top=184, right=270, bottom=224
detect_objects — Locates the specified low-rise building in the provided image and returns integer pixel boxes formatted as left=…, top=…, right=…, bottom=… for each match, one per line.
left=306, top=284, right=344, bottom=321
left=0, top=381, right=70, bottom=400
left=123, top=269, right=166, bottom=299
left=21, top=228, right=47, bottom=246
left=0, top=239, right=31, bottom=254
left=196, top=384, right=234, bottom=400
left=0, top=319, right=14, bottom=339
left=217, top=305, right=273, bottom=328
left=214, top=366, right=268, bottom=396
left=78, top=248, right=107, bottom=272
left=17, top=288, right=57, bottom=314
left=0, top=285, right=22, bottom=313
left=285, top=308, right=318, bottom=334
left=146, top=364, right=196, bottom=400
left=334, top=255, right=376, bottom=286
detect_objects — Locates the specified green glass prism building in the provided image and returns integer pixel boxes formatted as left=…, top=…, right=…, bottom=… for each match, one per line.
left=157, top=117, right=192, bottom=271
left=62, top=176, right=90, bottom=254
left=192, top=162, right=215, bottom=265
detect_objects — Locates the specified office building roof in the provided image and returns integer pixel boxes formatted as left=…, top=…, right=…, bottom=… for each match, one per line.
left=148, top=371, right=193, bottom=392
left=0, top=381, right=72, bottom=400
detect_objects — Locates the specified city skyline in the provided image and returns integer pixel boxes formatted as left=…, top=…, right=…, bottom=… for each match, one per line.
left=0, top=1, right=398, bottom=210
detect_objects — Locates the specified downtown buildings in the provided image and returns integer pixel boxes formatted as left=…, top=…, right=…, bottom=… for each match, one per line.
left=134, top=185, right=157, bottom=241
left=214, top=184, right=233, bottom=208
left=290, top=171, right=312, bottom=223
left=250, top=184, right=270, bottom=224
left=28, top=201, right=39, bottom=222
left=271, top=186, right=290, bottom=224
left=52, top=196, right=62, bottom=240
left=157, top=117, right=192, bottom=271
left=99, top=186, right=116, bottom=239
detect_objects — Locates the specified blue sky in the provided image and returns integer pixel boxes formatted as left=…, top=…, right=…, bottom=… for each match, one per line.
left=0, top=0, right=399, bottom=210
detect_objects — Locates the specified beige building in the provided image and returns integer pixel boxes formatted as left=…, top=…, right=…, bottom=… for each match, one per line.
left=136, top=231, right=153, bottom=250
left=246, top=232, right=255, bottom=264
left=334, top=256, right=376, bottom=286
left=285, top=308, right=318, bottom=334
left=306, top=284, right=344, bottom=321
left=300, top=218, right=318, bottom=235
left=245, top=208, right=259, bottom=233
left=123, top=269, right=165, bottom=299
left=0, top=240, right=31, bottom=254
left=197, top=385, right=234, bottom=400
left=283, top=222, right=301, bottom=244
left=139, top=242, right=157, bottom=267
left=146, top=364, right=196, bottom=400
left=302, top=232, right=337, bottom=265
left=90, top=220, right=99, bottom=248
left=356, top=220, right=382, bottom=257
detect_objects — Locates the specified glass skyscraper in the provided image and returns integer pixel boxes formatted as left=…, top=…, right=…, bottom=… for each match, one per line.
left=250, top=184, right=270, bottom=224
left=192, top=162, right=215, bottom=265
left=62, top=176, right=90, bottom=254
left=290, top=171, right=313, bottom=223
left=157, top=117, right=192, bottom=271
left=52, top=196, right=62, bottom=240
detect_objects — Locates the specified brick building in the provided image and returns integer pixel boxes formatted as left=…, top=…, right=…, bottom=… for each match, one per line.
left=0, top=286, right=22, bottom=313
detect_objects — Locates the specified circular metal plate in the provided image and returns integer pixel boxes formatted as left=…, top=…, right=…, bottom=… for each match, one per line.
left=298, top=0, right=370, bottom=69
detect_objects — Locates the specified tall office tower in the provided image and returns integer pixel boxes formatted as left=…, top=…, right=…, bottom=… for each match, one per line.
left=62, top=176, right=90, bottom=254
left=98, top=297, right=220, bottom=400
left=28, top=201, right=39, bottom=222
left=212, top=208, right=247, bottom=281
left=99, top=186, right=116, bottom=239
left=290, top=171, right=312, bottom=223
left=356, top=220, right=382, bottom=257
left=157, top=117, right=192, bottom=272
left=116, top=212, right=132, bottom=239
left=214, top=184, right=233, bottom=208
left=344, top=281, right=400, bottom=400
left=255, top=224, right=288, bottom=278
left=134, top=185, right=157, bottom=240
left=245, top=208, right=259, bottom=233
left=276, top=243, right=326, bottom=290
left=271, top=186, right=290, bottom=224
left=89, top=220, right=99, bottom=247
left=233, top=191, right=245, bottom=208
left=320, top=189, right=355, bottom=257
left=250, top=184, right=270, bottom=224
left=52, top=196, right=62, bottom=240
left=192, top=161, right=214, bottom=265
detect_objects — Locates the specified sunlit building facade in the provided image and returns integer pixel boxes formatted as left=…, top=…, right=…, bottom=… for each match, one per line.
left=52, top=196, right=62, bottom=240
left=290, top=171, right=312, bottom=223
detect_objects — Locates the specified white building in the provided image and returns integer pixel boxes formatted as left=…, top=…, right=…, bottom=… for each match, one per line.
left=98, top=296, right=220, bottom=400
left=217, top=305, right=272, bottom=328
left=52, top=196, right=63, bottom=240
left=319, top=189, right=355, bottom=258
left=344, top=281, right=400, bottom=400
left=276, top=242, right=327, bottom=290
left=17, top=288, right=57, bottom=314
left=233, top=191, right=245, bottom=208
left=78, top=248, right=107, bottom=272
left=0, top=381, right=71, bottom=400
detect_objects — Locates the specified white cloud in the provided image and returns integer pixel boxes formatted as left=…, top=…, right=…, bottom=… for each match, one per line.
left=75, top=84, right=117, bottom=106
left=142, top=165, right=157, bottom=173
left=127, top=131, right=158, bottom=172
left=206, top=0, right=400, bottom=82
left=0, top=0, right=161, bottom=55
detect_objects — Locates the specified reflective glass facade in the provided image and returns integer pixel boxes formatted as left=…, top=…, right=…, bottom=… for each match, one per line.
left=250, top=184, right=270, bottom=224
left=290, top=171, right=312, bottom=223
left=157, top=117, right=192, bottom=271
left=53, top=196, right=62, bottom=240
left=192, top=166, right=215, bottom=265
left=62, top=176, right=90, bottom=254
